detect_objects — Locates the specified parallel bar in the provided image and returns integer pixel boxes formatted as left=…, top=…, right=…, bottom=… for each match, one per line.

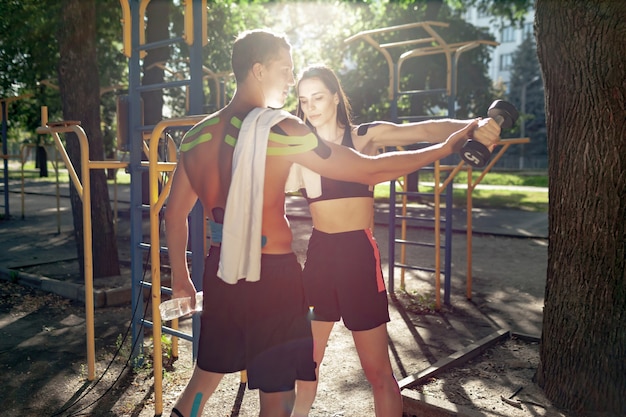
left=138, top=36, right=186, bottom=51
left=395, top=240, right=440, bottom=248
left=395, top=263, right=437, bottom=273
left=398, top=329, right=511, bottom=389
left=135, top=79, right=191, bottom=92
left=142, top=319, right=194, bottom=341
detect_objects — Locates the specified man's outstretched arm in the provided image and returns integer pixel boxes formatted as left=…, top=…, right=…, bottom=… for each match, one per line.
left=285, top=120, right=483, bottom=186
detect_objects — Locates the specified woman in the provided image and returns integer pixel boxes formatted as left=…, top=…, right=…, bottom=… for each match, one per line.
left=292, top=65, right=500, bottom=416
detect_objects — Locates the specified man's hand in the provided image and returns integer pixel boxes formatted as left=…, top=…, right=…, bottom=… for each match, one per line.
left=172, top=276, right=198, bottom=308
left=472, top=117, right=501, bottom=152
left=446, top=120, right=480, bottom=154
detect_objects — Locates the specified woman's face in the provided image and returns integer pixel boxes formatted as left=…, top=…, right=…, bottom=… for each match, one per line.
left=297, top=77, right=339, bottom=129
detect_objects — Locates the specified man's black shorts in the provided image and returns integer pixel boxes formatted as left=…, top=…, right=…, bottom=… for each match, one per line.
left=197, top=246, right=316, bottom=392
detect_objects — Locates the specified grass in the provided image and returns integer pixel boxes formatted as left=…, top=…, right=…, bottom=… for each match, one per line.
left=4, top=162, right=548, bottom=212
left=374, top=171, right=549, bottom=212
left=3, top=161, right=131, bottom=184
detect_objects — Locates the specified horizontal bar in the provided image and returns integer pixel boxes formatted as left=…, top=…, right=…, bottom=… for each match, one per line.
left=138, top=280, right=173, bottom=295
left=137, top=242, right=192, bottom=257
left=394, top=215, right=446, bottom=223
left=397, top=88, right=448, bottom=96
left=135, top=79, right=191, bottom=92
left=138, top=242, right=169, bottom=253
left=395, top=240, right=442, bottom=248
left=89, top=161, right=130, bottom=169
left=135, top=123, right=197, bottom=133
left=397, top=115, right=449, bottom=122
left=394, top=263, right=437, bottom=273
left=141, top=319, right=194, bottom=341
left=398, top=329, right=510, bottom=389
left=139, top=36, right=186, bottom=51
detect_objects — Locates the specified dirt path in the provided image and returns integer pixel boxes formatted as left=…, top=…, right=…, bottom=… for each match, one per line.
left=1, top=215, right=555, bottom=416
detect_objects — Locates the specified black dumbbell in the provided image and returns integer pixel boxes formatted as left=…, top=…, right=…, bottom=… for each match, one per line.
left=460, top=99, right=519, bottom=167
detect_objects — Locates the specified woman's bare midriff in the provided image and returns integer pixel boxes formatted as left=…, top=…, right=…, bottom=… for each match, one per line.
left=308, top=197, right=375, bottom=233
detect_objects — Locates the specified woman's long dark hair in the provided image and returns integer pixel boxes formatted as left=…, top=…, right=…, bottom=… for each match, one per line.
left=296, top=65, right=353, bottom=131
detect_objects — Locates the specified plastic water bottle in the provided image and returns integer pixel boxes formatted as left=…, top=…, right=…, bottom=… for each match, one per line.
left=159, top=291, right=203, bottom=321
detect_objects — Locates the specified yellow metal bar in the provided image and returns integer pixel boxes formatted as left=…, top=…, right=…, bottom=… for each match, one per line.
left=76, top=124, right=96, bottom=382
left=147, top=115, right=203, bottom=415
left=113, top=174, right=118, bottom=235
left=54, top=148, right=61, bottom=234
left=19, top=145, right=29, bottom=219
left=400, top=178, right=407, bottom=290
left=34, top=130, right=84, bottom=199
left=149, top=131, right=165, bottom=416
left=184, top=0, right=193, bottom=45
left=201, top=0, right=207, bottom=46
left=36, top=109, right=97, bottom=380
left=440, top=161, right=464, bottom=190
left=379, top=37, right=437, bottom=49
left=466, top=166, right=473, bottom=299
left=344, top=33, right=396, bottom=100
left=0, top=94, right=33, bottom=122
left=88, top=160, right=129, bottom=169
left=462, top=138, right=530, bottom=300
left=119, top=0, right=148, bottom=58
left=139, top=0, right=149, bottom=48
left=119, top=0, right=131, bottom=57
left=343, top=21, right=449, bottom=42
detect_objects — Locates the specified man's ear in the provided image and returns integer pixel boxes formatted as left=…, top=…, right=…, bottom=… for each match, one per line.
left=252, top=62, right=264, bottom=81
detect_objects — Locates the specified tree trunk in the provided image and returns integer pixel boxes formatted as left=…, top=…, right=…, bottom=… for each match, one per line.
left=139, top=0, right=170, bottom=204
left=142, top=0, right=170, bottom=126
left=56, top=0, right=120, bottom=279
left=535, top=1, right=626, bottom=415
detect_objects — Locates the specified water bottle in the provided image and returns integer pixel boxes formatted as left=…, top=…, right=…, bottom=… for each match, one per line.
left=159, top=291, right=203, bottom=321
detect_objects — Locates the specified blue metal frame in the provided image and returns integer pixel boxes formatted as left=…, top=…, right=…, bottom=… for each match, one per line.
left=127, top=0, right=206, bottom=361
left=1, top=101, right=9, bottom=219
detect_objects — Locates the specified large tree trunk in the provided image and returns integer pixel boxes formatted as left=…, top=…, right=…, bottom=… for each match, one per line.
left=139, top=0, right=170, bottom=204
left=535, top=1, right=626, bottom=415
left=142, top=0, right=170, bottom=126
left=56, top=0, right=120, bottom=279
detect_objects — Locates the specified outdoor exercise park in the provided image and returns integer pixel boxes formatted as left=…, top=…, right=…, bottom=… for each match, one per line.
left=1, top=1, right=624, bottom=417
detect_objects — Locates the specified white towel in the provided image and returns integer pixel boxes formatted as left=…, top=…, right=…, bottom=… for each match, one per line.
left=218, top=107, right=296, bottom=284
left=285, top=163, right=322, bottom=198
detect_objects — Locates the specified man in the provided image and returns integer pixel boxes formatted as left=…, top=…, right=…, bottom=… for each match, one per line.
left=165, top=29, right=500, bottom=417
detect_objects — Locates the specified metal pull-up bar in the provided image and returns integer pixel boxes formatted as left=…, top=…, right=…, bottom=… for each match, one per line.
left=36, top=107, right=130, bottom=381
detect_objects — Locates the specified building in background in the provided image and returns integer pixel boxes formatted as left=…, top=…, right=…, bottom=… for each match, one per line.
left=465, top=6, right=536, bottom=91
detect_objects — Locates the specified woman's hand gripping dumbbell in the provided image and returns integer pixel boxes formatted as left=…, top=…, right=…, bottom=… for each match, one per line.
left=460, top=100, right=519, bottom=167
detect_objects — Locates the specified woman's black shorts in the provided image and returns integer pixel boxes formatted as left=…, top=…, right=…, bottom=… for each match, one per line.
left=302, top=228, right=390, bottom=331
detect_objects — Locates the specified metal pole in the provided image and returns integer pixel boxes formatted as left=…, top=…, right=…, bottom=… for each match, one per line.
left=188, top=0, right=206, bottom=361
left=519, top=75, right=539, bottom=169
left=2, top=101, right=9, bottom=218
left=128, top=0, right=145, bottom=366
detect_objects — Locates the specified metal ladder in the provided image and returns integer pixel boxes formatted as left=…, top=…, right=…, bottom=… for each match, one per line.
left=121, top=1, right=207, bottom=414
left=345, top=22, right=498, bottom=309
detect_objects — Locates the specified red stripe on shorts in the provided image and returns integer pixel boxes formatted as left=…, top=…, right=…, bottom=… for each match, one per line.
left=364, top=229, right=385, bottom=292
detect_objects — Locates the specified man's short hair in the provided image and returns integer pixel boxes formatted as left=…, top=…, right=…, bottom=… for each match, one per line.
left=231, top=29, right=291, bottom=83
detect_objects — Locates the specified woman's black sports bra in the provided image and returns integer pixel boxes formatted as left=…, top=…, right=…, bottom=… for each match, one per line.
left=301, top=127, right=374, bottom=204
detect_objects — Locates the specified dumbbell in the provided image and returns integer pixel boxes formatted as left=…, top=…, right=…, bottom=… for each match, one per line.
left=460, top=100, right=519, bottom=167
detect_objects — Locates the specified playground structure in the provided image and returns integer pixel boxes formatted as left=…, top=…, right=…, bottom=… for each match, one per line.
left=345, top=22, right=529, bottom=308
left=1, top=95, right=33, bottom=219
left=1, top=5, right=531, bottom=416
left=20, top=2, right=211, bottom=415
